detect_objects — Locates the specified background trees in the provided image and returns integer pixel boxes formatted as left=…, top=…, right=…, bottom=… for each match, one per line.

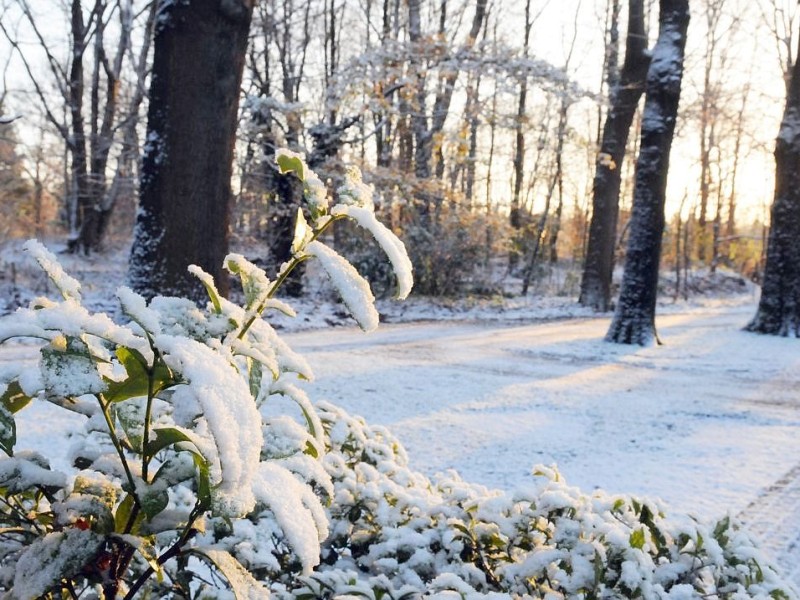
left=0, top=0, right=790, bottom=316
left=1, top=0, right=152, bottom=253
left=579, top=0, right=649, bottom=311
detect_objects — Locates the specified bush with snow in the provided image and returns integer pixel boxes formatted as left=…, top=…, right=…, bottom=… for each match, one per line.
left=0, top=152, right=794, bottom=599
left=273, top=403, right=794, bottom=599
left=0, top=152, right=411, bottom=599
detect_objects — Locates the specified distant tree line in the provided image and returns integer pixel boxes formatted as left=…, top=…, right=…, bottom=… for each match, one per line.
left=1, top=0, right=799, bottom=339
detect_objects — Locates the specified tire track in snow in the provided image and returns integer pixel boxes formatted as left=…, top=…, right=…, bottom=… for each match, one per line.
left=739, top=463, right=800, bottom=591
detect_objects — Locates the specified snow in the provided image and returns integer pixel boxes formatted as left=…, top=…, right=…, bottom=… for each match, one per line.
left=156, top=335, right=262, bottom=517
left=281, top=303, right=797, bottom=520
left=305, top=240, right=379, bottom=332
left=0, top=243, right=798, bottom=589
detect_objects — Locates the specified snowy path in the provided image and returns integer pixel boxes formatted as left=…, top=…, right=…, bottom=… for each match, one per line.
left=3, top=301, right=799, bottom=587
left=285, top=303, right=800, bottom=587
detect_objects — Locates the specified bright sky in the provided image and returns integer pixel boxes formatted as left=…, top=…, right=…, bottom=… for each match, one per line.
left=497, top=0, right=789, bottom=223
left=0, top=0, right=792, bottom=225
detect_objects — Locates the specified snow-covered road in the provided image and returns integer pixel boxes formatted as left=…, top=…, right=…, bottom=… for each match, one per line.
left=285, top=303, right=800, bottom=585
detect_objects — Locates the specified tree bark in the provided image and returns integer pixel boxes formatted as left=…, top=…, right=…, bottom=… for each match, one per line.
left=128, top=0, right=254, bottom=301
left=579, top=0, right=649, bottom=311
left=747, top=32, right=800, bottom=336
left=605, top=0, right=690, bottom=345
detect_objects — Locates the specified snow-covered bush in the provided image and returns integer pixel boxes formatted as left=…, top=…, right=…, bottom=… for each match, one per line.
left=0, top=152, right=411, bottom=599
left=256, top=403, right=794, bottom=600
left=0, top=151, right=793, bottom=599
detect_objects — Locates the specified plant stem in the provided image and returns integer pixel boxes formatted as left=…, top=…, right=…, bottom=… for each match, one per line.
left=122, top=503, right=203, bottom=600
left=99, top=395, right=140, bottom=505
left=237, top=214, right=344, bottom=339
left=64, top=580, right=79, bottom=599
left=141, top=361, right=158, bottom=481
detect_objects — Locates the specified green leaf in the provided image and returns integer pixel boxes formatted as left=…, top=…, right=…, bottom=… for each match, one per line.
left=629, top=528, right=646, bottom=550
left=144, top=427, right=197, bottom=460
left=193, top=452, right=212, bottom=511
left=105, top=348, right=174, bottom=404
left=248, top=359, right=262, bottom=400
left=140, top=483, right=169, bottom=519
left=114, top=492, right=142, bottom=534
left=191, top=547, right=270, bottom=600
left=276, top=152, right=306, bottom=181
left=1, top=381, right=33, bottom=415
left=304, top=440, right=319, bottom=459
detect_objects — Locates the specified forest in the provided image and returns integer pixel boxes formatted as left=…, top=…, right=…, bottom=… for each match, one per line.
left=0, top=0, right=799, bottom=598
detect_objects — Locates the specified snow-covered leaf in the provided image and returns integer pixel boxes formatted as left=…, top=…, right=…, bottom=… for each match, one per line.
left=156, top=336, right=262, bottom=517
left=331, top=205, right=413, bottom=299
left=40, top=336, right=106, bottom=398
left=305, top=241, right=378, bottom=332
left=192, top=546, right=270, bottom=600
left=189, top=265, right=223, bottom=313
left=12, top=529, right=102, bottom=599
left=23, top=240, right=82, bottom=302
left=276, top=149, right=307, bottom=180
left=252, top=462, right=328, bottom=574
left=225, top=254, right=272, bottom=310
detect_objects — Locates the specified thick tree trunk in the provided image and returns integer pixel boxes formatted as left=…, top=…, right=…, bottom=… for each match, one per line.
left=128, top=0, right=253, bottom=302
left=747, top=35, right=800, bottom=336
left=605, top=0, right=689, bottom=345
left=579, top=0, right=649, bottom=311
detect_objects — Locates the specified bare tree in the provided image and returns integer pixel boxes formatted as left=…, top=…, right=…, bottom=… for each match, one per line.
left=605, top=0, right=690, bottom=345
left=579, top=0, right=649, bottom=311
left=0, top=0, right=147, bottom=252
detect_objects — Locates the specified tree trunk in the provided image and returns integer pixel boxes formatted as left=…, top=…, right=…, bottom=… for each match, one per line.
left=605, top=0, right=690, bottom=345
left=66, top=0, right=89, bottom=253
left=747, top=32, right=800, bottom=336
left=128, top=0, right=254, bottom=302
left=579, top=0, right=649, bottom=311
left=509, top=0, right=533, bottom=272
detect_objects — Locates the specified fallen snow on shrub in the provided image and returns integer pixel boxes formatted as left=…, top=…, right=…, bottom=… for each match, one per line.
left=0, top=152, right=792, bottom=599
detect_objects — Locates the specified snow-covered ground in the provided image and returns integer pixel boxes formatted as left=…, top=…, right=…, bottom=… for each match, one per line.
left=1, top=241, right=798, bottom=589
left=7, top=299, right=797, bottom=586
